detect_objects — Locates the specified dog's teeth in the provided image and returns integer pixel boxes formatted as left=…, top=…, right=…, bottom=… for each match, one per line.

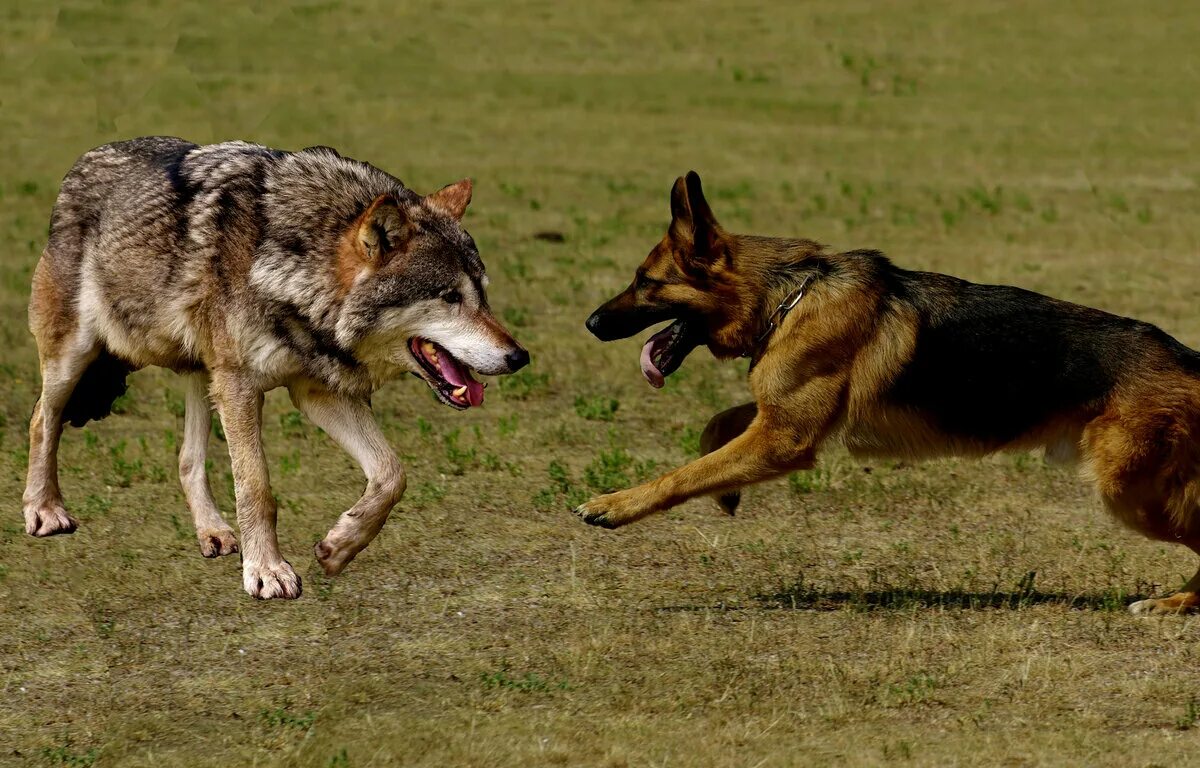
left=451, top=385, right=467, bottom=398
left=422, top=341, right=436, bottom=355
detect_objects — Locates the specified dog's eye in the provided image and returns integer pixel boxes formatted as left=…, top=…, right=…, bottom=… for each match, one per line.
left=636, top=274, right=657, bottom=290
left=443, top=290, right=462, bottom=304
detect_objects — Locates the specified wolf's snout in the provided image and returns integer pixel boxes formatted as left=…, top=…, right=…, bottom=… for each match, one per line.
left=505, top=346, right=530, bottom=372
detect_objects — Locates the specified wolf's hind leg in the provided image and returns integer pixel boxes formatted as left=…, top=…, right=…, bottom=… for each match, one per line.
left=288, top=381, right=405, bottom=577
left=23, top=329, right=99, bottom=537
left=700, top=402, right=757, bottom=515
left=179, top=373, right=238, bottom=557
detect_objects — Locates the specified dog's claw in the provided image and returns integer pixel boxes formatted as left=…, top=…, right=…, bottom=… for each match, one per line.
left=574, top=504, right=618, bottom=529
left=1129, top=595, right=1200, bottom=615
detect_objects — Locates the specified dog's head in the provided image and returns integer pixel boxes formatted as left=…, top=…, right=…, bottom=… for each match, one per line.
left=585, top=171, right=745, bottom=387
left=338, top=180, right=529, bottom=409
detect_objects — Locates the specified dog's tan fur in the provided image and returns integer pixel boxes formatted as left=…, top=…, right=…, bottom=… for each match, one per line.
left=580, top=172, right=1200, bottom=615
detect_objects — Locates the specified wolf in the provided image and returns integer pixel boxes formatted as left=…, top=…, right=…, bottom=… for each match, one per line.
left=580, top=170, right=1200, bottom=615
left=24, top=137, right=529, bottom=599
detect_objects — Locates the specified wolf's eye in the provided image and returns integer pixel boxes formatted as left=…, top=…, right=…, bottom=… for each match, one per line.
left=443, top=290, right=462, bottom=304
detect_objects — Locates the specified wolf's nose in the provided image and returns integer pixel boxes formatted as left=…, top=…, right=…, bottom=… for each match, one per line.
left=506, top=347, right=530, bottom=372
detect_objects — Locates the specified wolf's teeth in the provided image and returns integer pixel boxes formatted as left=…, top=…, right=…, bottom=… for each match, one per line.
left=422, top=341, right=436, bottom=356
left=451, top=385, right=467, bottom=399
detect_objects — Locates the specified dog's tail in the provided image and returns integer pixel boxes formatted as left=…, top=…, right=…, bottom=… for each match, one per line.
left=62, top=348, right=134, bottom=427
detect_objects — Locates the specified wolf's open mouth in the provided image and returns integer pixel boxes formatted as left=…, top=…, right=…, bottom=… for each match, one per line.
left=640, top=319, right=703, bottom=388
left=409, top=338, right=485, bottom=409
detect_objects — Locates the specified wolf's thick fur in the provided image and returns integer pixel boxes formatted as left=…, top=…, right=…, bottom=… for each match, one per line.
left=581, top=171, right=1200, bottom=615
left=25, top=137, right=528, bottom=599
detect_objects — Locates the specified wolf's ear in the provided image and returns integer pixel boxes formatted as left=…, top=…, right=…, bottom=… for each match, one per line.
left=669, top=171, right=723, bottom=265
left=426, top=178, right=473, bottom=221
left=357, top=194, right=412, bottom=264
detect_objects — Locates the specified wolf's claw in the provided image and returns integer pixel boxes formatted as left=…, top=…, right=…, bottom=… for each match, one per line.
left=24, top=505, right=78, bottom=537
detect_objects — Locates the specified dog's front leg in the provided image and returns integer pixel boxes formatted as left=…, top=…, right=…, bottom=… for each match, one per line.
left=575, top=417, right=816, bottom=529
left=576, top=376, right=845, bottom=528
left=700, top=402, right=758, bottom=515
left=288, top=381, right=405, bottom=576
left=211, top=370, right=301, bottom=599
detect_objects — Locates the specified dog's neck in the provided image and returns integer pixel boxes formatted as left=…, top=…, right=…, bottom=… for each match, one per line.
left=710, top=236, right=827, bottom=359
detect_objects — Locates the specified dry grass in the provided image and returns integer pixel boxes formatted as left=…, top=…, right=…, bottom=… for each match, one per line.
left=3, top=1, right=1200, bottom=765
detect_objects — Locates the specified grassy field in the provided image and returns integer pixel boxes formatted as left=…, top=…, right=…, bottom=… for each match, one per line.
left=3, top=1, right=1200, bottom=765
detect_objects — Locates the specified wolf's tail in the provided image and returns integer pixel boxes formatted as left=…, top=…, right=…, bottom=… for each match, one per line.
left=61, top=348, right=134, bottom=427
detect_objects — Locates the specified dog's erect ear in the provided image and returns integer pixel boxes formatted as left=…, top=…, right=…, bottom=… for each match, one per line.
left=356, top=194, right=413, bottom=265
left=426, top=178, right=473, bottom=220
left=669, top=171, right=723, bottom=265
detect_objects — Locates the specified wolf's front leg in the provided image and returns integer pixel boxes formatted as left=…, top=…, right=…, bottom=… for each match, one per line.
left=211, top=371, right=301, bottom=599
left=179, top=373, right=239, bottom=558
left=288, top=381, right=405, bottom=576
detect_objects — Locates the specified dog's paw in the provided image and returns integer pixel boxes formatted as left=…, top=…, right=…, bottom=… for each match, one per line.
left=1129, top=594, right=1200, bottom=616
left=314, top=538, right=360, bottom=576
left=198, top=528, right=239, bottom=558
left=716, top=491, right=740, bottom=516
left=573, top=492, right=643, bottom=529
left=24, top=504, right=78, bottom=537
left=243, top=560, right=302, bottom=600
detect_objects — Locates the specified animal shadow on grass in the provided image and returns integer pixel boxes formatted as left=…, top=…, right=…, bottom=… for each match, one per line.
left=661, top=573, right=1144, bottom=613
left=756, top=572, right=1141, bottom=612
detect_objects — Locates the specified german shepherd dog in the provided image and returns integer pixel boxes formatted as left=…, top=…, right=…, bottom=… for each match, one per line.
left=24, top=137, right=528, bottom=599
left=582, top=171, right=1200, bottom=615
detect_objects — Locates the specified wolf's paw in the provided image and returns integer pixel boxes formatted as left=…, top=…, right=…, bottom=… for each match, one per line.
left=314, top=538, right=361, bottom=576
left=573, top=492, right=644, bottom=529
left=198, top=528, right=239, bottom=558
left=242, top=560, right=302, bottom=600
left=1129, top=593, right=1200, bottom=616
left=24, top=504, right=78, bottom=537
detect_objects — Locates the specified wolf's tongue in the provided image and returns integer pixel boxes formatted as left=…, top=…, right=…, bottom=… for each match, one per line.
left=436, top=345, right=485, bottom=406
left=639, top=325, right=676, bottom=389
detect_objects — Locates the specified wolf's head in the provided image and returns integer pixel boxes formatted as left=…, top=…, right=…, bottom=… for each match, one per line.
left=337, top=180, right=528, bottom=409
left=585, top=171, right=761, bottom=387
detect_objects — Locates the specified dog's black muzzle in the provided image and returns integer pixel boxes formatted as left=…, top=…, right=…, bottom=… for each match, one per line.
left=585, top=303, right=675, bottom=341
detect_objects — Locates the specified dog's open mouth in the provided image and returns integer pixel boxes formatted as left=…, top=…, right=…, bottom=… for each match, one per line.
left=640, top=319, right=703, bottom=388
left=409, top=338, right=485, bottom=408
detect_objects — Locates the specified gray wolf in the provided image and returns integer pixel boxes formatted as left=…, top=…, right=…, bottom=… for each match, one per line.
left=24, top=137, right=529, bottom=599
left=579, top=170, right=1200, bottom=615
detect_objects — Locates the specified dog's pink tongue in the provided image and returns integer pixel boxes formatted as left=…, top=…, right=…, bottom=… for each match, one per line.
left=640, top=326, right=674, bottom=389
left=436, top=344, right=485, bottom=406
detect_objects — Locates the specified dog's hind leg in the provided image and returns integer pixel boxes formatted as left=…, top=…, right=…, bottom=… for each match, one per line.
left=1129, top=543, right=1200, bottom=615
left=288, top=380, right=405, bottom=577
left=179, top=373, right=239, bottom=558
left=700, top=402, right=757, bottom=515
left=1084, top=401, right=1200, bottom=615
left=23, top=326, right=99, bottom=537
